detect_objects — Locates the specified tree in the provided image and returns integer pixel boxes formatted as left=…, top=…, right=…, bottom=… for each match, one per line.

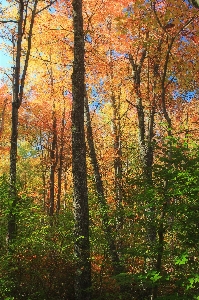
left=9, top=0, right=38, bottom=243
left=72, top=0, right=91, bottom=299
left=1, top=0, right=58, bottom=243
left=85, top=88, right=123, bottom=275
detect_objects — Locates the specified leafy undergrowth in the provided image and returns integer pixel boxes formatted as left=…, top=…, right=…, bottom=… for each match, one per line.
left=0, top=248, right=198, bottom=300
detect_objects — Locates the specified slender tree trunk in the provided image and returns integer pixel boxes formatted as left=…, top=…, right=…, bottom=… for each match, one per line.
left=153, top=92, right=172, bottom=300
left=8, top=0, right=23, bottom=243
left=49, top=64, right=57, bottom=217
left=42, top=164, right=47, bottom=212
left=129, top=51, right=156, bottom=243
left=108, top=45, right=124, bottom=244
left=0, top=97, right=8, bottom=135
left=111, top=91, right=124, bottom=256
left=153, top=171, right=171, bottom=298
left=152, top=35, right=174, bottom=299
left=57, top=103, right=65, bottom=213
left=49, top=107, right=57, bottom=217
left=8, top=0, right=38, bottom=244
left=40, top=130, right=47, bottom=212
left=72, top=0, right=91, bottom=299
left=84, top=90, right=122, bottom=275
left=9, top=103, right=19, bottom=242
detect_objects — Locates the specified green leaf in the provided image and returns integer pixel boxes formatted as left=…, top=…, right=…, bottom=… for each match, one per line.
left=175, top=253, right=188, bottom=265
left=149, top=271, right=162, bottom=283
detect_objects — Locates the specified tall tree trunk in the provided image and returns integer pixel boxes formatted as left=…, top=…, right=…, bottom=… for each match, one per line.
left=49, top=65, right=57, bottom=218
left=129, top=51, right=156, bottom=243
left=40, top=129, right=47, bottom=212
left=8, top=0, right=38, bottom=244
left=129, top=51, right=154, bottom=180
left=111, top=91, right=124, bottom=251
left=0, top=97, right=8, bottom=135
left=84, top=90, right=122, bottom=275
left=57, top=100, right=65, bottom=213
left=49, top=106, right=57, bottom=217
left=143, top=20, right=175, bottom=296
left=153, top=44, right=173, bottom=298
left=108, top=44, right=124, bottom=245
left=72, top=0, right=91, bottom=299
left=9, top=0, right=23, bottom=243
left=9, top=103, right=19, bottom=242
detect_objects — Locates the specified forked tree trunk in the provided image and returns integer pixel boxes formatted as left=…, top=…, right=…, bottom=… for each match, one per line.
left=72, top=0, right=91, bottom=299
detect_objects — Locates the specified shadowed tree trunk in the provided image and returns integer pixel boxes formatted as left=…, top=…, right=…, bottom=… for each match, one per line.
left=84, top=90, right=123, bottom=275
left=152, top=35, right=173, bottom=300
left=72, top=0, right=91, bottom=299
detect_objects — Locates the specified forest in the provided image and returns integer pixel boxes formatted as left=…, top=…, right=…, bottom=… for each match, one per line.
left=0, top=0, right=199, bottom=299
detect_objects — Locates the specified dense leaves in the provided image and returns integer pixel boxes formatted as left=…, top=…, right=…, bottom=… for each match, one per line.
left=0, top=0, right=199, bottom=299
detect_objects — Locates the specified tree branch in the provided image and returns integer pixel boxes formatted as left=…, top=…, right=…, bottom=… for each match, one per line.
left=36, top=0, right=57, bottom=15
left=0, top=20, right=17, bottom=23
left=19, top=0, right=38, bottom=104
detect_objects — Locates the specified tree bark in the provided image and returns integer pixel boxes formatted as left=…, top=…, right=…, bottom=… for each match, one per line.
left=72, top=0, right=91, bottom=299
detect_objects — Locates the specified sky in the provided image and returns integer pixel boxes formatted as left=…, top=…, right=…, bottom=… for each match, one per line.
left=0, top=0, right=12, bottom=81
left=0, top=39, right=11, bottom=67
left=0, top=48, right=12, bottom=82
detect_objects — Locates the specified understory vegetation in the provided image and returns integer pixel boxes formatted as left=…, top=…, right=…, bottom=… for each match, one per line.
left=0, top=140, right=198, bottom=299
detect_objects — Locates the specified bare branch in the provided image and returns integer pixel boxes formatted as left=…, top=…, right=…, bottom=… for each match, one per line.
left=0, top=20, right=18, bottom=23
left=151, top=1, right=167, bottom=33
left=19, top=0, right=38, bottom=104
left=36, top=0, right=57, bottom=15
